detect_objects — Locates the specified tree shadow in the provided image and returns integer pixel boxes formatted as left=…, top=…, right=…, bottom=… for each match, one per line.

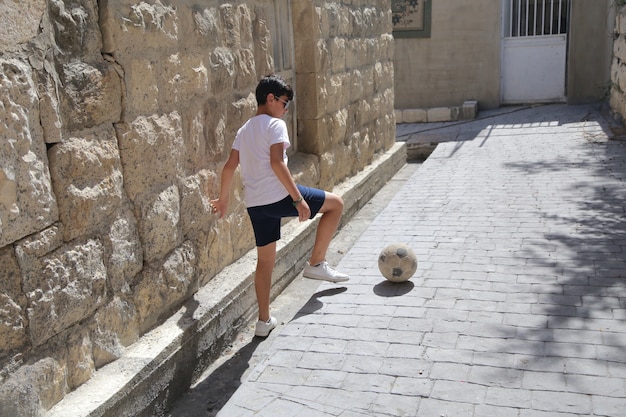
left=496, top=106, right=626, bottom=373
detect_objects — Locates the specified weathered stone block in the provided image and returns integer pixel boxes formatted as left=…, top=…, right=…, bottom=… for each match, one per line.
left=427, top=107, right=453, bottom=122
left=180, top=171, right=217, bottom=239
left=116, top=111, right=185, bottom=201
left=252, top=6, right=274, bottom=77
left=60, top=60, right=122, bottom=130
left=136, top=184, right=181, bottom=264
left=23, top=239, right=107, bottom=347
left=295, top=72, right=323, bottom=120
left=614, top=36, right=626, bottom=63
left=48, top=129, right=125, bottom=241
left=0, top=0, right=46, bottom=51
left=209, top=47, right=236, bottom=94
left=48, top=0, right=102, bottom=59
left=65, top=330, right=94, bottom=390
left=124, top=58, right=159, bottom=119
left=330, top=37, right=346, bottom=74
left=402, top=108, right=428, bottom=123
left=133, top=240, right=197, bottom=333
left=91, top=296, right=139, bottom=368
left=104, top=208, right=143, bottom=294
left=100, top=0, right=178, bottom=55
left=0, top=357, right=65, bottom=416
left=0, top=58, right=58, bottom=248
left=0, top=246, right=27, bottom=356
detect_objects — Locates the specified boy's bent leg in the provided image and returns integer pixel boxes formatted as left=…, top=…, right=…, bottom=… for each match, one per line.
left=255, top=242, right=276, bottom=323
left=309, top=192, right=343, bottom=266
left=303, top=192, right=349, bottom=283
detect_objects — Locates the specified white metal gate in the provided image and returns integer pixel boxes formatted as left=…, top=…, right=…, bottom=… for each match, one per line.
left=501, top=0, right=570, bottom=104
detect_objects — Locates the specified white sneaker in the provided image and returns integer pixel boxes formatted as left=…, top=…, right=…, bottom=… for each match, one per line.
left=255, top=317, right=277, bottom=337
left=303, top=261, right=349, bottom=283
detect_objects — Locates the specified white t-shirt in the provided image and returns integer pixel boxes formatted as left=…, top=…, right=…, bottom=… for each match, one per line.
left=232, top=114, right=290, bottom=207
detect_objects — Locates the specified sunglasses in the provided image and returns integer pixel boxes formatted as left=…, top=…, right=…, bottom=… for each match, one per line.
left=275, top=95, right=290, bottom=110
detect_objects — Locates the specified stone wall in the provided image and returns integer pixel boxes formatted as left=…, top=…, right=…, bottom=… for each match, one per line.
left=612, top=6, right=626, bottom=120
left=0, top=0, right=395, bottom=414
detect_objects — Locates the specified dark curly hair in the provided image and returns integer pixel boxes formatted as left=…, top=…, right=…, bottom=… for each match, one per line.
left=255, top=74, right=294, bottom=105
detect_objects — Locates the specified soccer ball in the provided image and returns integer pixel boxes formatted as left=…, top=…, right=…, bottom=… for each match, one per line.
left=378, top=243, right=417, bottom=282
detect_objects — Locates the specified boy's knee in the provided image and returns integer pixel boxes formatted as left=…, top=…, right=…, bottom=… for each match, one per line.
left=329, top=193, right=344, bottom=210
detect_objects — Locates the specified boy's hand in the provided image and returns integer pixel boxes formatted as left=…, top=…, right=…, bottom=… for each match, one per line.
left=210, top=198, right=227, bottom=219
left=296, top=199, right=311, bottom=222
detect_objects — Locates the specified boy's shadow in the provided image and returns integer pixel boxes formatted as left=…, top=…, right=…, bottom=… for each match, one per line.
left=293, top=287, right=348, bottom=318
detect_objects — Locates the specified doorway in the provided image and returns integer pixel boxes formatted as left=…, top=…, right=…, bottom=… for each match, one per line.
left=501, top=0, right=571, bottom=104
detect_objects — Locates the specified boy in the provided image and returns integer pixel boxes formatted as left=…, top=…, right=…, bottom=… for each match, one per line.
left=211, top=74, right=349, bottom=337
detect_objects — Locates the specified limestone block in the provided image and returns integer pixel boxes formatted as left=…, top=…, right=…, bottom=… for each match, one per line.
left=35, top=69, right=63, bottom=144
left=104, top=208, right=143, bottom=295
left=329, top=109, right=349, bottom=148
left=115, top=111, right=185, bottom=201
left=0, top=0, right=46, bottom=51
left=427, top=107, right=453, bottom=122
left=227, top=94, right=257, bottom=146
left=23, top=239, right=107, bottom=347
left=133, top=240, right=197, bottom=333
left=610, top=88, right=626, bottom=120
left=252, top=6, right=274, bottom=78
left=318, top=150, right=336, bottom=190
left=402, top=108, right=427, bottom=123
left=618, top=13, right=626, bottom=36
left=219, top=4, right=242, bottom=49
left=345, top=39, right=360, bottom=70
left=326, top=73, right=347, bottom=114
left=48, top=129, right=125, bottom=241
left=65, top=330, right=94, bottom=390
left=100, top=0, right=178, bottom=55
left=292, top=1, right=326, bottom=72
left=381, top=33, right=394, bottom=61
left=613, top=58, right=626, bottom=94
left=124, top=58, right=159, bottom=118
left=48, top=0, right=102, bottom=59
left=297, top=118, right=327, bottom=155
left=233, top=49, right=257, bottom=92
left=159, top=53, right=211, bottom=112
left=180, top=170, right=216, bottom=239
left=0, top=58, right=58, bottom=248
left=290, top=152, right=320, bottom=188
left=0, top=246, right=27, bottom=356
left=209, top=47, right=236, bottom=94
left=91, top=296, right=139, bottom=368
left=330, top=37, right=346, bottom=74
left=295, top=72, right=323, bottom=120
left=353, top=99, right=372, bottom=132
left=191, top=7, right=220, bottom=48
left=0, top=357, right=65, bottom=415
left=349, top=69, right=364, bottom=102
left=360, top=66, right=375, bottom=99
left=136, top=184, right=181, bottom=264
left=60, top=60, right=122, bottom=131
left=462, top=100, right=478, bottom=120
left=614, top=35, right=626, bottom=63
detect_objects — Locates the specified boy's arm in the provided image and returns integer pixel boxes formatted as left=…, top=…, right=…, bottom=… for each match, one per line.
left=269, top=143, right=311, bottom=222
left=210, top=149, right=239, bottom=219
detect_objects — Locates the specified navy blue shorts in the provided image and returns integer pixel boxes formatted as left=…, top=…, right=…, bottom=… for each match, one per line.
left=247, top=185, right=326, bottom=247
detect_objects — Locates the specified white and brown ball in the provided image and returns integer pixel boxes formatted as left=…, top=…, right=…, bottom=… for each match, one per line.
left=378, top=243, right=417, bottom=282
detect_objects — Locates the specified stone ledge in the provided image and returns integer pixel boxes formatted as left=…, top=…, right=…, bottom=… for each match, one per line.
left=46, top=142, right=407, bottom=417
left=395, top=100, right=478, bottom=123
